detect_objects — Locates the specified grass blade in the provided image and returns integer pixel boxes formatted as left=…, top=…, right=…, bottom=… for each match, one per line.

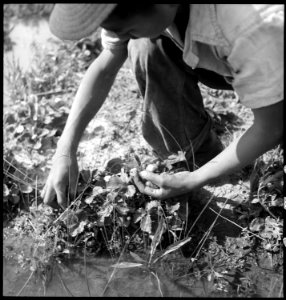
left=110, top=262, right=143, bottom=268
left=129, top=251, right=146, bottom=263
left=149, top=217, right=166, bottom=264
left=151, top=271, right=163, bottom=297
left=16, top=271, right=34, bottom=296
left=153, top=236, right=192, bottom=264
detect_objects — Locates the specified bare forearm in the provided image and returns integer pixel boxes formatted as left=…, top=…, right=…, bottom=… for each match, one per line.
left=58, top=68, right=116, bottom=153
left=192, top=127, right=278, bottom=188
left=57, top=49, right=127, bottom=153
left=191, top=102, right=283, bottom=189
left=134, top=101, right=283, bottom=200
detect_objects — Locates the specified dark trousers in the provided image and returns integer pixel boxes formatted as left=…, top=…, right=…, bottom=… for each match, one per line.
left=128, top=36, right=233, bottom=169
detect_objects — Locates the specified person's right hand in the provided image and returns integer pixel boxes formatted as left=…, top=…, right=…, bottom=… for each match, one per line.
left=41, top=154, right=79, bottom=209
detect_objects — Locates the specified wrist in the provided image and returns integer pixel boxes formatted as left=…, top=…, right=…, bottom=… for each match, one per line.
left=52, top=154, right=72, bottom=163
left=187, top=168, right=207, bottom=190
left=56, top=137, right=77, bottom=156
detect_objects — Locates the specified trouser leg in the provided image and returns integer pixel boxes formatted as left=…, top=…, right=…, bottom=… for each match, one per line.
left=128, top=36, right=230, bottom=168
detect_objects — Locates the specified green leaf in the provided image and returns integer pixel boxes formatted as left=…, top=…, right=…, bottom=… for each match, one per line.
left=150, top=217, right=166, bottom=258
left=98, top=204, right=114, bottom=222
left=84, top=196, right=94, bottom=205
left=19, top=183, right=33, bottom=194
left=126, top=185, right=136, bottom=198
left=140, top=214, right=152, bottom=234
left=15, top=125, right=24, bottom=134
left=164, top=151, right=186, bottom=169
left=85, top=187, right=105, bottom=204
left=153, top=236, right=192, bottom=263
left=9, top=194, right=20, bottom=204
left=117, top=216, right=130, bottom=227
left=124, top=154, right=141, bottom=171
left=130, top=251, right=146, bottom=263
left=249, top=217, right=264, bottom=232
left=133, top=208, right=145, bottom=223
left=105, top=157, right=124, bottom=174
left=115, top=205, right=130, bottom=215
left=146, top=200, right=160, bottom=212
left=80, top=169, right=92, bottom=183
left=38, top=128, right=50, bottom=138
left=145, top=164, right=157, bottom=172
left=71, top=220, right=87, bottom=237
left=64, top=212, right=79, bottom=229
left=261, top=170, right=283, bottom=188
left=33, top=140, right=42, bottom=150
left=120, top=168, right=130, bottom=184
left=106, top=175, right=125, bottom=190
left=166, top=202, right=180, bottom=214
left=251, top=198, right=260, bottom=204
left=92, top=186, right=104, bottom=196
left=106, top=191, right=118, bottom=202
left=3, top=184, right=10, bottom=197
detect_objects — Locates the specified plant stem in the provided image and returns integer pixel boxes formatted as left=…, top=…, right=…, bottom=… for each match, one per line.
left=84, top=239, right=91, bottom=297
left=208, top=207, right=267, bottom=241
left=185, top=194, right=214, bottom=237
left=17, top=271, right=34, bottom=296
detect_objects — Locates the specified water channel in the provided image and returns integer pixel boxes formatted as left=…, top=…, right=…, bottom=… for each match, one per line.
left=3, top=18, right=197, bottom=297
left=3, top=18, right=60, bottom=106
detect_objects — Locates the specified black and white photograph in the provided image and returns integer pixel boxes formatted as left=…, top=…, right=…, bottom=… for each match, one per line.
left=3, top=3, right=284, bottom=297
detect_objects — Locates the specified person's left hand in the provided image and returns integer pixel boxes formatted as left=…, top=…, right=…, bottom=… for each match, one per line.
left=132, top=170, right=192, bottom=199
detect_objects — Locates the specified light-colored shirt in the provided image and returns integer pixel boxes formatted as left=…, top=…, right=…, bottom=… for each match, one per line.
left=101, top=4, right=284, bottom=109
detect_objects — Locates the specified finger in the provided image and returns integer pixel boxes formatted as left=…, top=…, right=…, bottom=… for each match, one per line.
left=47, top=197, right=59, bottom=209
left=132, top=172, right=145, bottom=191
left=43, top=186, right=59, bottom=209
left=141, top=185, right=163, bottom=199
left=56, top=187, right=67, bottom=210
left=139, top=171, right=163, bottom=187
left=146, top=181, right=158, bottom=189
left=69, top=173, right=79, bottom=201
left=132, top=173, right=162, bottom=198
left=40, top=184, right=47, bottom=199
left=43, top=184, right=56, bottom=206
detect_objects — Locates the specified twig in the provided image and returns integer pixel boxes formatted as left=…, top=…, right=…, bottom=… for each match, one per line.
left=190, top=225, right=211, bottom=259
left=35, top=175, right=38, bottom=208
left=184, top=201, right=189, bottom=237
left=208, top=207, right=267, bottom=241
left=57, top=269, right=74, bottom=297
left=278, top=282, right=283, bottom=298
left=3, top=170, right=41, bottom=190
left=84, top=239, right=91, bottom=297
left=185, top=194, right=215, bottom=237
left=268, top=277, right=278, bottom=298
left=3, top=158, right=34, bottom=182
left=151, top=271, right=164, bottom=297
left=101, top=239, right=131, bottom=296
left=257, top=184, right=278, bottom=220
left=194, top=198, right=229, bottom=259
left=28, top=219, right=37, bottom=233
left=33, top=89, right=66, bottom=97
left=16, top=271, right=34, bottom=296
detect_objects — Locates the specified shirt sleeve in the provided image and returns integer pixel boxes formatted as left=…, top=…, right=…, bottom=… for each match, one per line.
left=100, top=28, right=129, bottom=51
left=221, top=5, right=284, bottom=109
